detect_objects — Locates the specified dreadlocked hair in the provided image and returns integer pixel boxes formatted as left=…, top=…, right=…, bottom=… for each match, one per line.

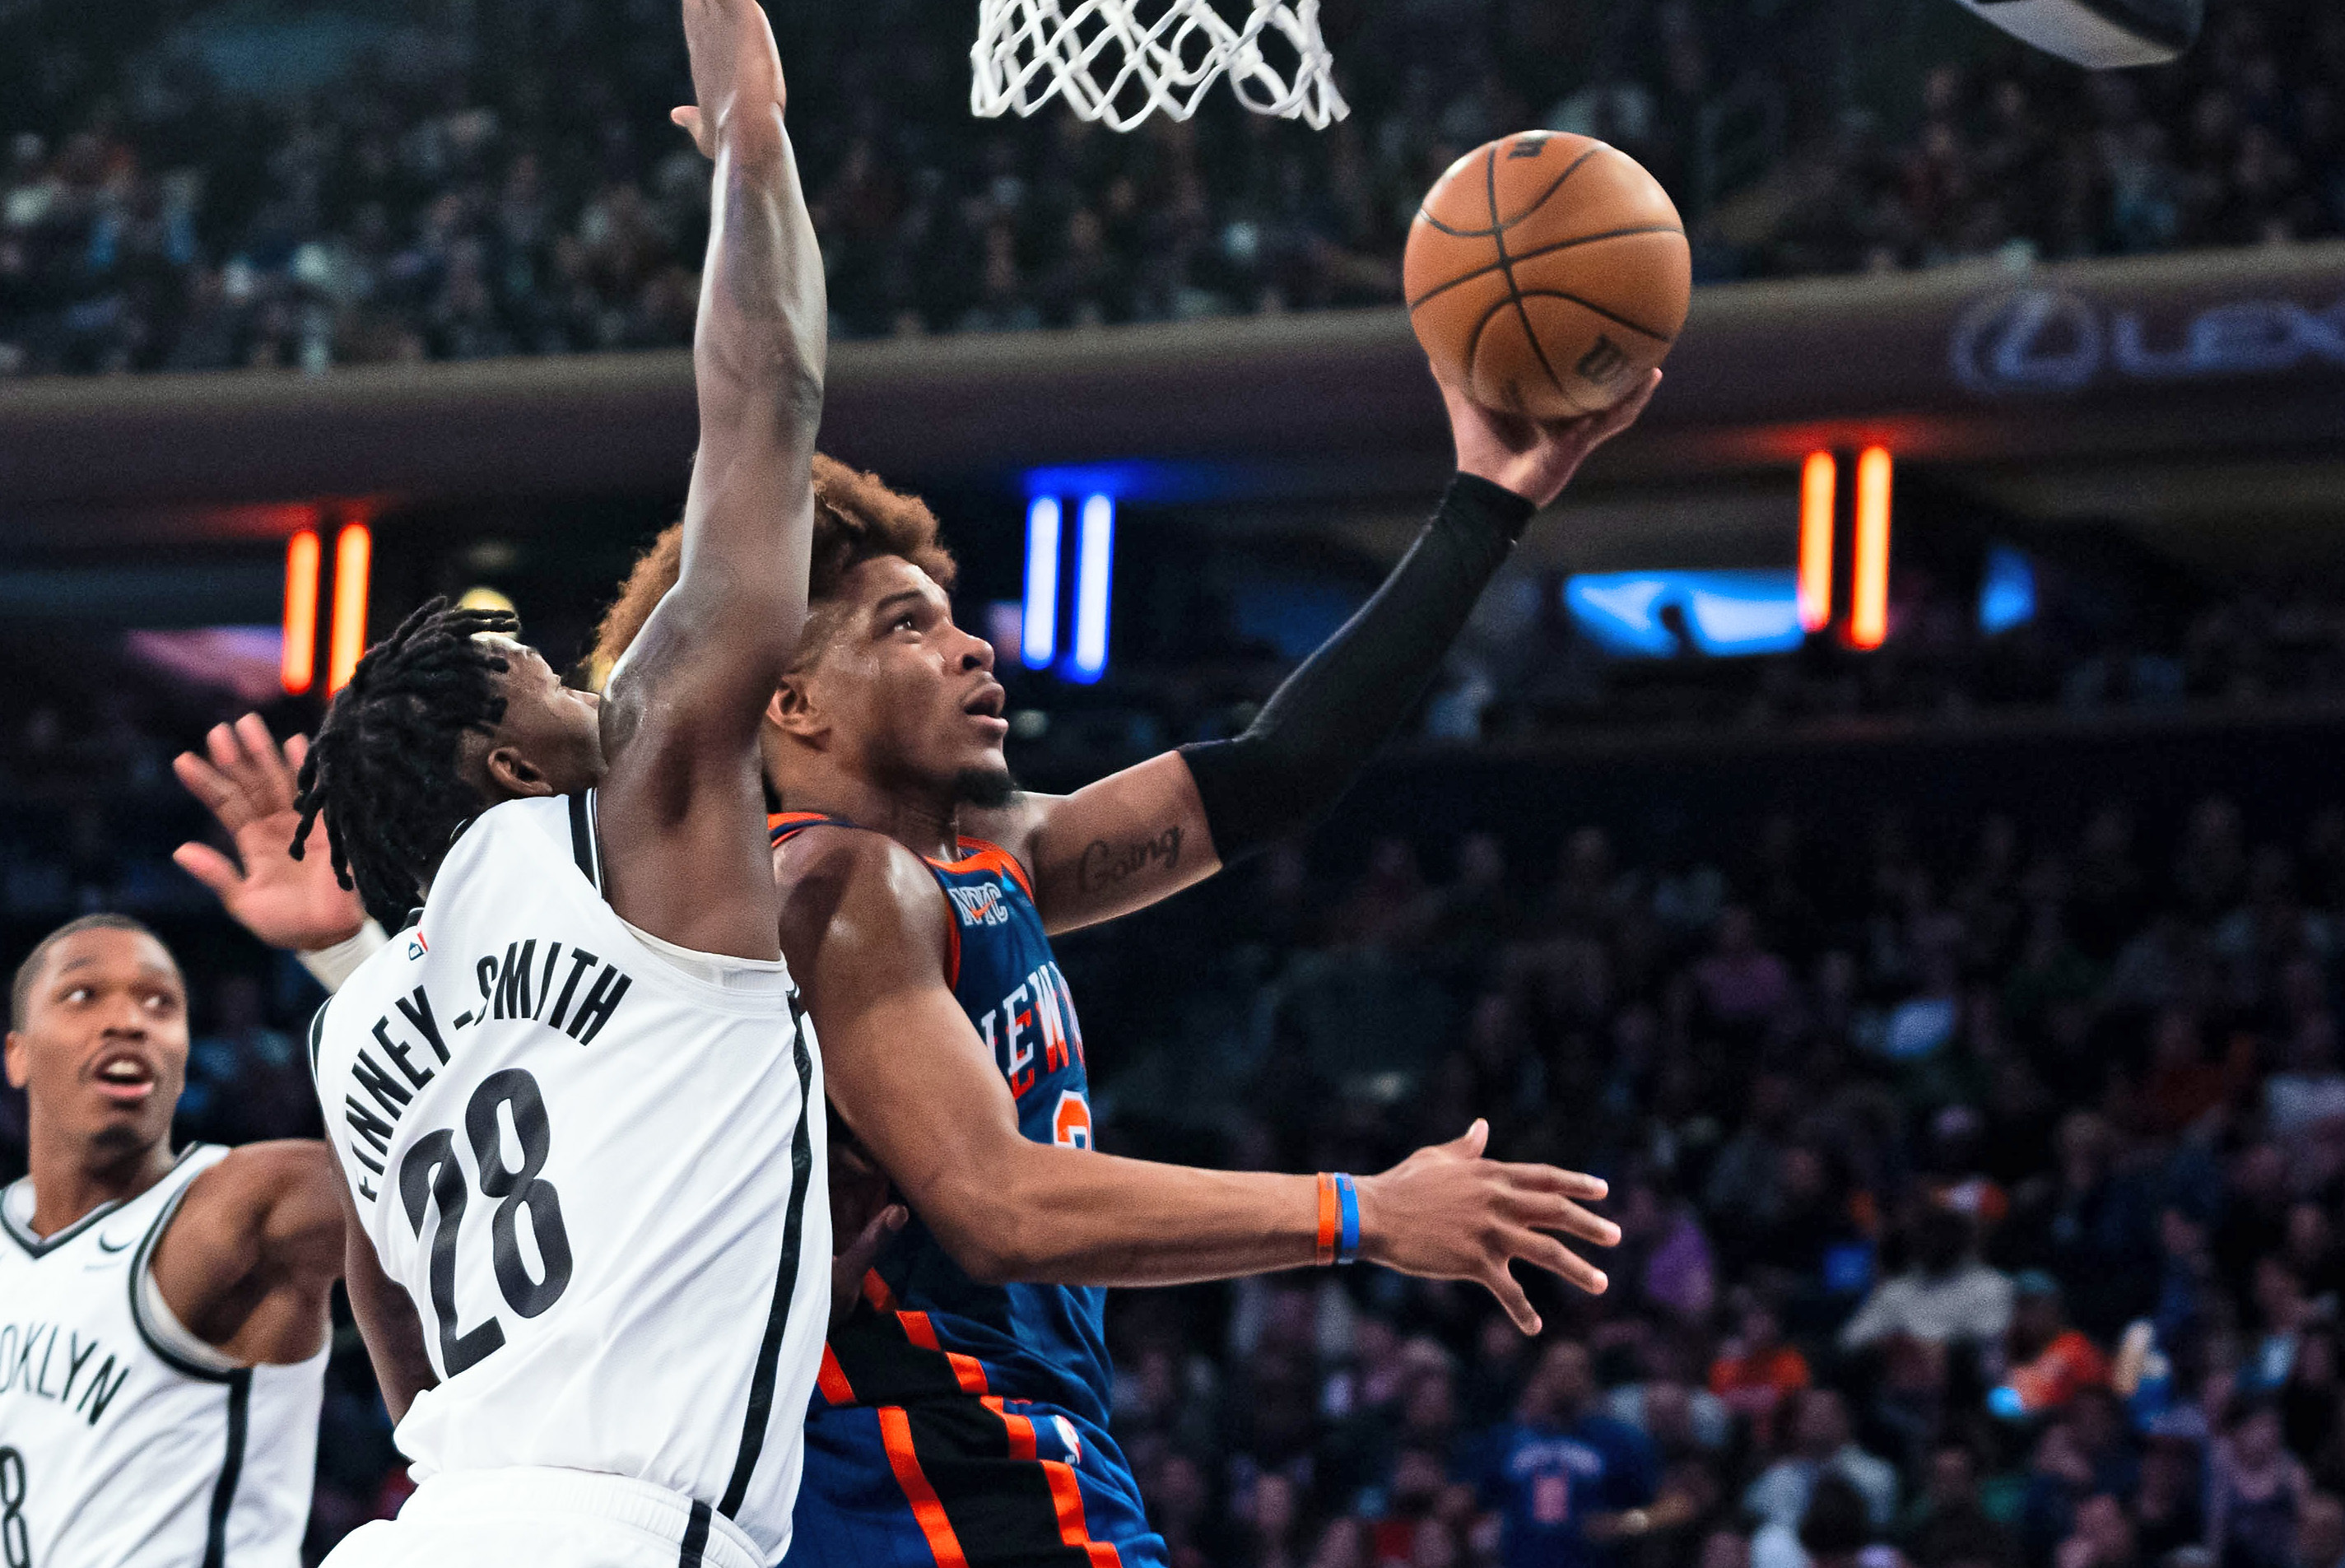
left=291, top=596, right=521, bottom=927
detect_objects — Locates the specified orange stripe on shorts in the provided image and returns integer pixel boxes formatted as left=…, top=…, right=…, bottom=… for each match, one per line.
left=878, top=1406, right=970, bottom=1568
left=1040, top=1459, right=1124, bottom=1568
left=817, top=1345, right=856, bottom=1406
left=898, top=1310, right=990, bottom=1394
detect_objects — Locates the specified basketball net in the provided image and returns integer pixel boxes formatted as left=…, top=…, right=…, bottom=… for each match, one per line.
left=970, top=0, right=1348, bottom=132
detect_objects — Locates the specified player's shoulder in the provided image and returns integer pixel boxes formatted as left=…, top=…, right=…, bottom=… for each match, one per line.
left=771, top=819, right=937, bottom=897
left=772, top=826, right=954, bottom=970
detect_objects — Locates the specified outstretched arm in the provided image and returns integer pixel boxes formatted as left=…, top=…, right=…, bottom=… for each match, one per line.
left=975, top=372, right=1661, bottom=935
left=781, top=831, right=1617, bottom=1333
left=148, top=1141, right=344, bottom=1367
left=595, top=0, right=823, bottom=959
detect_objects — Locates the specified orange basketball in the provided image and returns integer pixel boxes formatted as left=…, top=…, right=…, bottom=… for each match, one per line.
left=1404, top=131, right=1691, bottom=420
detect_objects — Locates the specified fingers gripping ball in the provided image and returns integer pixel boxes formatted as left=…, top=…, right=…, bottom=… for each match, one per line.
left=1405, top=132, right=1691, bottom=420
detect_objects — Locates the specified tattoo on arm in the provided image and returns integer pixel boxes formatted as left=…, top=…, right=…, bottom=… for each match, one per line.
left=1076, top=826, right=1183, bottom=896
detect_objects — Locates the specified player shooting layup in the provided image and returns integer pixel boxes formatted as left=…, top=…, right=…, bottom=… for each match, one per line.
left=627, top=370, right=1656, bottom=1568
left=1, top=914, right=339, bottom=1567
left=191, top=365, right=1654, bottom=1564
left=288, top=0, right=830, bottom=1562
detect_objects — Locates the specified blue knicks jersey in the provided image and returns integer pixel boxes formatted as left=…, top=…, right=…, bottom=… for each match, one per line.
left=769, top=814, right=1112, bottom=1431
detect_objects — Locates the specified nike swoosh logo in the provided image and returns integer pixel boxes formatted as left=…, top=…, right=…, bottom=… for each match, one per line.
left=96, top=1235, right=133, bottom=1253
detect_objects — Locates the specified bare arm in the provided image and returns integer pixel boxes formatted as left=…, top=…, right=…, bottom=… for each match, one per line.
left=595, top=0, right=822, bottom=958
left=979, top=373, right=1660, bottom=935
left=780, top=831, right=1617, bottom=1333
left=963, top=753, right=1220, bottom=936
left=148, top=1140, right=343, bottom=1367
left=323, top=1138, right=438, bottom=1419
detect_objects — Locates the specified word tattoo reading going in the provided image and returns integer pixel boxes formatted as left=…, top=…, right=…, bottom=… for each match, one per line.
left=1076, top=824, right=1183, bottom=895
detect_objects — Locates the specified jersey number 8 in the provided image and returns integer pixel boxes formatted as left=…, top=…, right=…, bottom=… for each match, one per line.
left=399, top=1068, right=575, bottom=1375
left=1, top=1446, right=28, bottom=1568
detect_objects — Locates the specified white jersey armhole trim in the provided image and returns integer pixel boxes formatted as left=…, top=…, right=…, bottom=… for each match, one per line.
left=127, top=1147, right=253, bottom=1381
left=137, top=1251, right=244, bottom=1375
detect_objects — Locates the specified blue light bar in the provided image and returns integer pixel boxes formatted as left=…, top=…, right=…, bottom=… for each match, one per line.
left=1068, top=494, right=1114, bottom=682
left=1564, top=570, right=1807, bottom=658
left=1022, top=497, right=1060, bottom=669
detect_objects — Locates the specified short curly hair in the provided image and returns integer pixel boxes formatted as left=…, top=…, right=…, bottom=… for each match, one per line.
left=589, top=454, right=956, bottom=683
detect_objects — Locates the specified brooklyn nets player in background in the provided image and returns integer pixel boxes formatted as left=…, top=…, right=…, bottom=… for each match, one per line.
left=291, top=0, right=829, bottom=1563
left=1, top=914, right=338, bottom=1567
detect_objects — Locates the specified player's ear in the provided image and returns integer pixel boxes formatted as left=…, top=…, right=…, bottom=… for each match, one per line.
left=482, top=744, right=557, bottom=798
left=3, top=1031, right=26, bottom=1090
left=766, top=678, right=827, bottom=744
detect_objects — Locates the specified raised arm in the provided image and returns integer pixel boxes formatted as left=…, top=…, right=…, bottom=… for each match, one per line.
left=594, top=0, right=823, bottom=957
left=781, top=830, right=1617, bottom=1333
left=977, top=371, right=1660, bottom=935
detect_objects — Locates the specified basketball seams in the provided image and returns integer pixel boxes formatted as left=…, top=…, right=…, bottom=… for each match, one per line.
left=1412, top=142, right=1608, bottom=239
left=1463, top=295, right=1593, bottom=418
left=1509, top=289, right=1675, bottom=345
left=1484, top=142, right=1573, bottom=411
left=1406, top=225, right=1687, bottom=312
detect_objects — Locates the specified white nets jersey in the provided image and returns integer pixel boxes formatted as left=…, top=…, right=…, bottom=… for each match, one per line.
left=310, top=791, right=829, bottom=1561
left=0, top=1144, right=326, bottom=1568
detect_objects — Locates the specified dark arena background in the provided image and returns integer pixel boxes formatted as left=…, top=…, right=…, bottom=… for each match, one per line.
left=5, top=0, right=2345, bottom=1563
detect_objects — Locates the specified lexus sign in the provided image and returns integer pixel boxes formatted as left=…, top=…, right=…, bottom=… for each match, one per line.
left=1952, top=286, right=2345, bottom=395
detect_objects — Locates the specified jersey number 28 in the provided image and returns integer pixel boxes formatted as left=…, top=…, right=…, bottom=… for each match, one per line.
left=399, top=1068, right=575, bottom=1375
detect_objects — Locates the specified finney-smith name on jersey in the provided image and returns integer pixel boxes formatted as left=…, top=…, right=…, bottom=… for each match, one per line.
left=331, top=933, right=636, bottom=1203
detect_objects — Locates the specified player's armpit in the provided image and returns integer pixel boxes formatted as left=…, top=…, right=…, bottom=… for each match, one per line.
left=981, top=751, right=1222, bottom=936
left=150, top=1140, right=342, bottom=1366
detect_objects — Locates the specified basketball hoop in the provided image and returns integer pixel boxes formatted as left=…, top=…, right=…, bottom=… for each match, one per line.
left=970, top=0, right=1348, bottom=132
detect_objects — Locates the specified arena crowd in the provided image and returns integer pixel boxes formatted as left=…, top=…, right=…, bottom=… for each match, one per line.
left=3, top=626, right=2343, bottom=1567
left=2, top=0, right=2339, bottom=375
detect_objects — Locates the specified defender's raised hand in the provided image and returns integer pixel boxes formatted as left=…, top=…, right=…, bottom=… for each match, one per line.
left=1357, top=1119, right=1618, bottom=1333
left=669, top=0, right=788, bottom=160
left=173, top=714, right=366, bottom=952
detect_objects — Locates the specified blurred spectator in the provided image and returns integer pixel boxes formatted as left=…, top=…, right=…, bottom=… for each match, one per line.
left=1841, top=1209, right=2015, bottom=1355
left=1746, top=1389, right=1901, bottom=1533
left=1473, top=1342, right=1660, bottom=1568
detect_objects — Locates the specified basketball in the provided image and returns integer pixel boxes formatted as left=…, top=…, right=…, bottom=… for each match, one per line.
left=1404, top=131, right=1691, bottom=420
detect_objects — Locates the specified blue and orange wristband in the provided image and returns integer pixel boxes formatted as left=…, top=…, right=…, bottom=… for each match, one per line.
left=1315, top=1172, right=1361, bottom=1266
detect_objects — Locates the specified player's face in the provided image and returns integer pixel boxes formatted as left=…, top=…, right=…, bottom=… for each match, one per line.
left=3, top=928, right=188, bottom=1161
left=482, top=638, right=605, bottom=798
left=803, top=556, right=1010, bottom=798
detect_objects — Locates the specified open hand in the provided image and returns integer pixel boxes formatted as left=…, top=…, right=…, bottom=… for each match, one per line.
left=670, top=0, right=787, bottom=160
left=173, top=714, right=366, bottom=952
left=1441, top=368, right=1660, bottom=511
left=1356, top=1119, right=1617, bottom=1334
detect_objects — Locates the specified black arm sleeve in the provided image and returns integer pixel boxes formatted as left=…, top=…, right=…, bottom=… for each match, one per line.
left=1178, top=472, right=1537, bottom=863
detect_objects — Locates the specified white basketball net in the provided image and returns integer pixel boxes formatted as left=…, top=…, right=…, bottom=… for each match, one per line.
left=971, top=0, right=1348, bottom=132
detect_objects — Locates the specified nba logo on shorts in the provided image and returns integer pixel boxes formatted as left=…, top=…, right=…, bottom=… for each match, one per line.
left=1575, top=334, right=1630, bottom=388
left=1054, top=1416, right=1082, bottom=1463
